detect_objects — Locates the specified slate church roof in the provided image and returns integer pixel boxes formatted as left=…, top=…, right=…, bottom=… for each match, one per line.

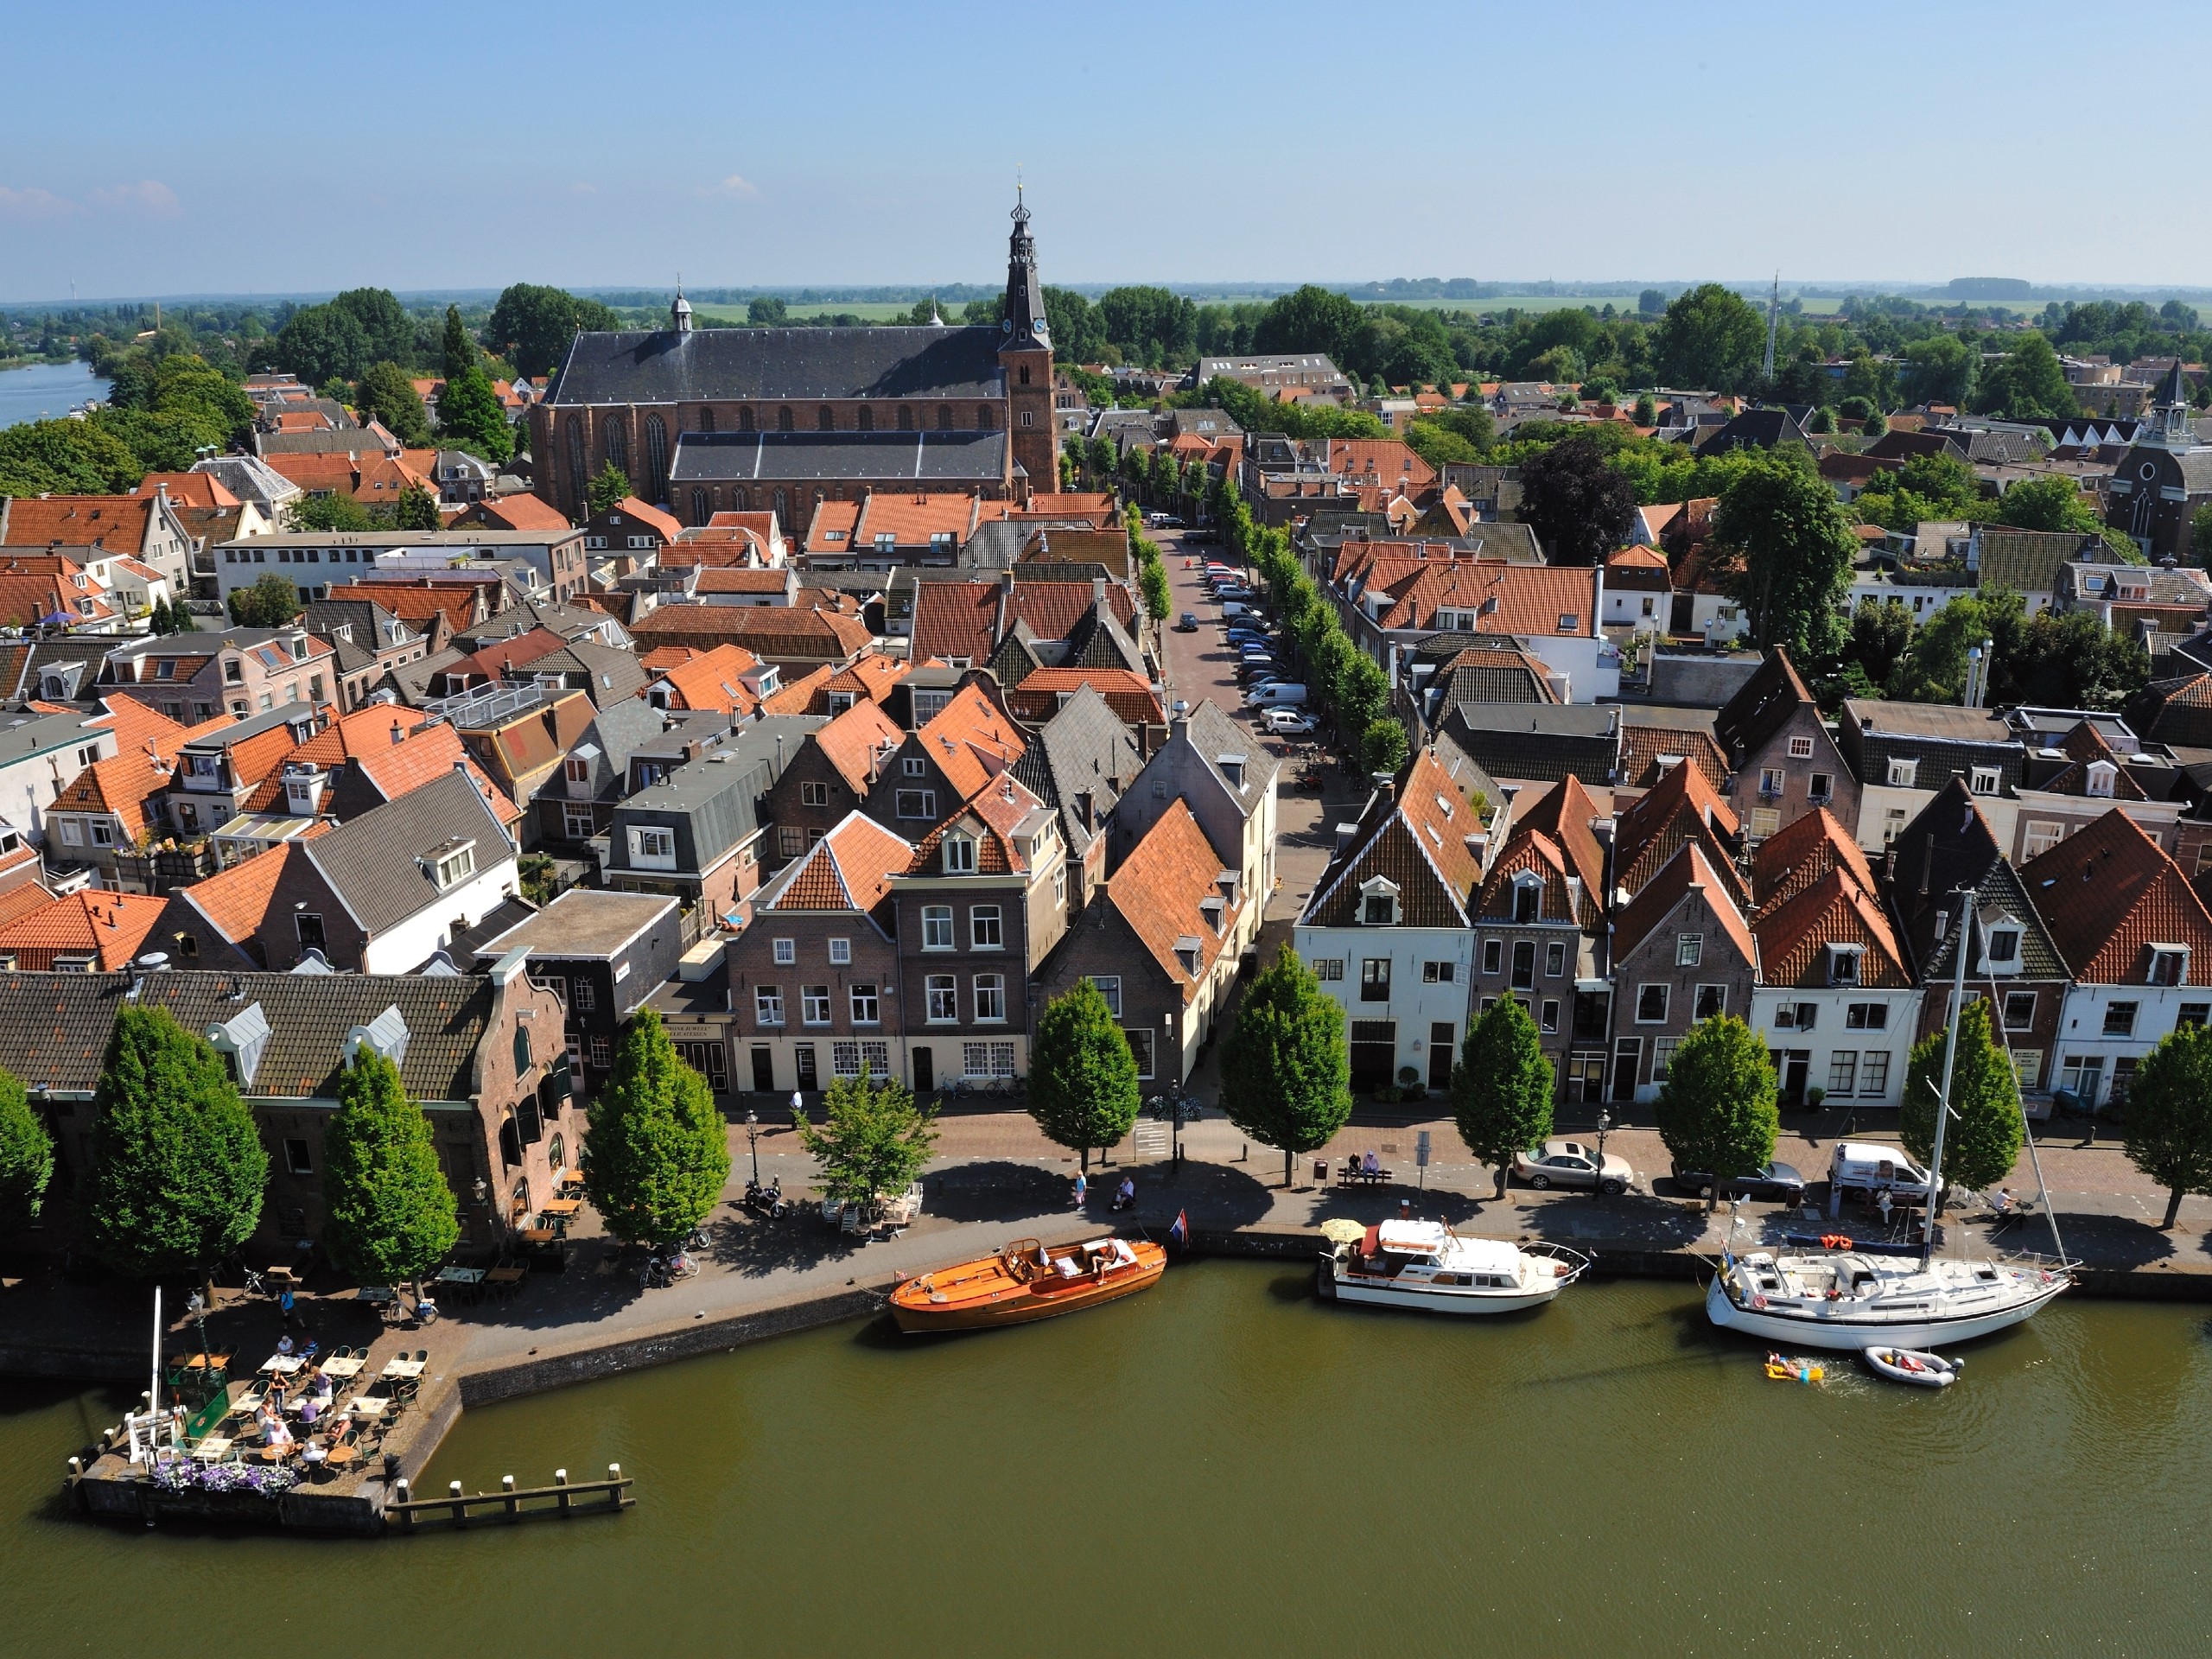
left=545, top=326, right=1007, bottom=406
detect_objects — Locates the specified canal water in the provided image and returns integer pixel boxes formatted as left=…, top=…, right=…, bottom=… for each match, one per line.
left=0, top=359, right=109, bottom=429
left=2, top=1264, right=2208, bottom=1656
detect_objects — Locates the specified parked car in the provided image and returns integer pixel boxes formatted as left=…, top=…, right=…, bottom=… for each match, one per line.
left=1829, top=1141, right=1933, bottom=1209
left=1248, top=681, right=1309, bottom=708
left=1175, top=612, right=1199, bottom=632
left=1226, top=632, right=1271, bottom=651
left=1262, top=709, right=1318, bottom=734
left=1512, top=1137, right=1633, bottom=1194
left=1669, top=1160, right=1805, bottom=1203
left=1162, top=516, right=1185, bottom=529
left=1237, top=661, right=1283, bottom=683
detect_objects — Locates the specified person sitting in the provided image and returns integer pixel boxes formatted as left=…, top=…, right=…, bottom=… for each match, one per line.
left=1362, top=1150, right=1380, bottom=1177
left=1115, top=1177, right=1136, bottom=1210
left=300, top=1436, right=327, bottom=1469
left=274, top=1334, right=296, bottom=1357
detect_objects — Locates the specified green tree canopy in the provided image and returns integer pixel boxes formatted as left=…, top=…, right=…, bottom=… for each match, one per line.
left=1219, top=943, right=1353, bottom=1186
left=587, top=461, right=632, bottom=514
left=1713, top=453, right=1858, bottom=660
left=583, top=1007, right=730, bottom=1246
left=1900, top=995, right=2024, bottom=1204
left=795, top=1066, right=938, bottom=1207
left=1028, top=980, right=1142, bottom=1173
left=321, top=1049, right=459, bottom=1291
left=1518, top=431, right=1637, bottom=565
left=353, top=360, right=431, bottom=447
left=436, top=365, right=513, bottom=464
left=1360, top=717, right=1409, bottom=774
left=746, top=295, right=789, bottom=327
left=487, top=283, right=623, bottom=378
left=1450, top=998, right=1554, bottom=1198
left=1252, top=284, right=1366, bottom=363
left=1993, top=474, right=2101, bottom=535
left=0, top=1065, right=54, bottom=1233
left=2122, top=1023, right=2212, bottom=1228
left=1655, top=1014, right=1778, bottom=1207
left=1974, top=334, right=2076, bottom=421
left=287, top=492, right=374, bottom=533
left=441, top=305, right=477, bottom=383
left=80, top=1006, right=269, bottom=1278
left=1654, top=283, right=1767, bottom=391
left=390, top=482, right=442, bottom=531
left=227, top=570, right=302, bottom=628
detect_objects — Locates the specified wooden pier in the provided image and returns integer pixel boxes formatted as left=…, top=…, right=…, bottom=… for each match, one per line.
left=385, top=1464, right=634, bottom=1529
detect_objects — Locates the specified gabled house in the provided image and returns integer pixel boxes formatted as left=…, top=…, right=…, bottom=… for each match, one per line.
left=1295, top=748, right=1481, bottom=1092
left=1112, top=700, right=1277, bottom=961
left=1010, top=683, right=1144, bottom=906
left=861, top=680, right=1026, bottom=836
left=1038, top=799, right=1247, bottom=1087
left=1611, top=754, right=1748, bottom=910
left=474, top=889, right=687, bottom=1084
left=167, top=706, right=324, bottom=844
left=2006, top=713, right=2191, bottom=864
left=44, top=702, right=207, bottom=874
left=146, top=840, right=308, bottom=969
left=1748, top=810, right=1919, bottom=1106
left=0, top=487, right=200, bottom=593
left=99, top=625, right=339, bottom=725
left=1610, top=842, right=1759, bottom=1104
left=728, top=811, right=913, bottom=1096
left=760, top=698, right=905, bottom=867
left=0, top=889, right=168, bottom=971
left=2020, top=807, right=2212, bottom=1109
left=1713, top=648, right=1857, bottom=841
left=536, top=697, right=665, bottom=851
left=1838, top=700, right=2023, bottom=853
left=644, top=641, right=779, bottom=720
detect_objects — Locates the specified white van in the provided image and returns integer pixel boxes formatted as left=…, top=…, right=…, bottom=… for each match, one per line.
left=1249, top=681, right=1308, bottom=708
left=1828, top=1141, right=1932, bottom=1208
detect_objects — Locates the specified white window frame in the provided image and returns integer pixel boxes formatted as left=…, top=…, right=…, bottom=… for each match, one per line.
left=829, top=938, right=851, bottom=965
left=973, top=973, right=1007, bottom=1022
left=1092, top=976, right=1122, bottom=1017
left=772, top=938, right=796, bottom=965
left=970, top=905, right=1002, bottom=949
left=1635, top=983, right=1669, bottom=1024
left=925, top=975, right=958, bottom=1023
left=921, top=906, right=954, bottom=950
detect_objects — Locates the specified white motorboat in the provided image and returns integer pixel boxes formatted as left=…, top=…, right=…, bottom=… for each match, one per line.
left=1707, top=1248, right=2066, bottom=1351
left=1321, top=1220, right=1589, bottom=1314
left=1864, top=1346, right=1961, bottom=1389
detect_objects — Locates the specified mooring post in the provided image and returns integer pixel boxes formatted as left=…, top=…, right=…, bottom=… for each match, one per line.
left=394, top=1477, right=413, bottom=1531
left=449, top=1478, right=467, bottom=1528
left=555, top=1468, right=570, bottom=1516
left=502, top=1474, right=518, bottom=1521
left=607, top=1462, right=622, bottom=1510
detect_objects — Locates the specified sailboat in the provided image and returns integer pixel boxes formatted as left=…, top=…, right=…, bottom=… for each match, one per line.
left=1706, top=888, right=2074, bottom=1352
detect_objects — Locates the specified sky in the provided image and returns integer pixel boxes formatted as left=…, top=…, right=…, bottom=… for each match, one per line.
left=4, top=0, right=2209, bottom=304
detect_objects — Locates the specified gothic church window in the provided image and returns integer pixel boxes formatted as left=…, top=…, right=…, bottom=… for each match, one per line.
left=817, top=405, right=835, bottom=431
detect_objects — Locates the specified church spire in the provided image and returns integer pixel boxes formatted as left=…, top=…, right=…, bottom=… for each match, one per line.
left=2152, top=358, right=2194, bottom=448
left=1003, top=181, right=1048, bottom=349
left=671, top=276, right=693, bottom=335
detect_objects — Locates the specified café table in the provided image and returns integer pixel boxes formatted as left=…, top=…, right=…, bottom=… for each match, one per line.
left=484, top=1267, right=527, bottom=1300
left=538, top=1198, right=583, bottom=1218
left=191, top=1437, right=232, bottom=1463
left=519, top=1227, right=560, bottom=1247
left=260, top=1353, right=304, bottom=1376
left=354, top=1286, right=397, bottom=1306
left=320, top=1355, right=365, bottom=1380
left=380, top=1358, right=427, bottom=1382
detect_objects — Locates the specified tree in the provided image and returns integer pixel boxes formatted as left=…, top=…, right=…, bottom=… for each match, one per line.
left=437, top=364, right=513, bottom=464
left=587, top=461, right=632, bottom=515
left=287, top=493, right=374, bottom=533
left=275, top=303, right=371, bottom=387
left=1993, top=474, right=2100, bottom=535
left=1900, top=334, right=1976, bottom=408
left=1360, top=717, right=1408, bottom=774
left=79, top=1006, right=268, bottom=1280
left=583, top=1007, right=730, bottom=1246
left=1139, top=559, right=1171, bottom=622
left=1838, top=597, right=1914, bottom=698
left=1862, top=412, right=1889, bottom=438
left=1974, top=333, right=2076, bottom=421
left=1713, top=454, right=1859, bottom=660
left=1028, top=980, right=1141, bottom=1173
left=0, top=1064, right=54, bottom=1233
left=1652, top=283, right=1767, bottom=392
left=1517, top=431, right=1636, bottom=566
left=2123, top=1024, right=2212, bottom=1229
left=353, top=360, right=431, bottom=446
left=441, top=305, right=476, bottom=383
left=1632, top=391, right=1658, bottom=427
left=1219, top=943, right=1352, bottom=1186
left=1654, top=1014, right=1778, bottom=1209
left=795, top=1065, right=938, bottom=1208
left=321, top=1049, right=459, bottom=1294
left=227, top=571, right=301, bottom=629
left=1900, top=996, right=2024, bottom=1206
left=747, top=295, right=788, bottom=327
left=388, top=482, right=442, bottom=531
left=1252, top=284, right=1365, bottom=362
left=1450, top=998, right=1553, bottom=1198
left=488, top=283, right=622, bottom=378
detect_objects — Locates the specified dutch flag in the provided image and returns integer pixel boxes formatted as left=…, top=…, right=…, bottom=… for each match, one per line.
left=1169, top=1209, right=1189, bottom=1249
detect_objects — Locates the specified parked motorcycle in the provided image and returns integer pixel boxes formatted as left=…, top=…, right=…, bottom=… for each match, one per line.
left=743, top=1178, right=790, bottom=1219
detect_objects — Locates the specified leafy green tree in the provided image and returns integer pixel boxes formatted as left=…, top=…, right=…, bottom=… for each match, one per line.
left=80, top=1006, right=268, bottom=1280
left=1360, top=717, right=1408, bottom=774
left=1631, top=391, right=1658, bottom=426
left=1517, top=431, right=1637, bottom=565
left=1862, top=412, right=1889, bottom=438
left=1251, top=284, right=1365, bottom=363
left=1219, top=943, right=1352, bottom=1186
left=329, top=288, right=416, bottom=366
left=1404, top=419, right=1483, bottom=468
left=1713, top=454, right=1858, bottom=659
left=1993, top=474, right=2100, bottom=535
left=227, top=571, right=302, bottom=629
left=1900, top=996, right=2024, bottom=1206
left=587, top=461, right=632, bottom=514
left=0, top=416, right=146, bottom=496
left=1806, top=406, right=1837, bottom=434
left=1973, top=333, right=2076, bottom=421
left=1841, top=353, right=1895, bottom=412
left=746, top=295, right=788, bottom=327
left=321, top=1049, right=459, bottom=1294
left=1838, top=597, right=1914, bottom=697
left=1900, top=334, right=1976, bottom=408
left=2122, top=1023, right=2212, bottom=1229
left=1653, top=283, right=1767, bottom=391
left=794, top=1065, right=938, bottom=1208
left=275, top=303, right=372, bottom=386
left=287, top=493, right=374, bottom=533
left=1139, top=559, right=1171, bottom=622
left=353, top=360, right=431, bottom=446
left=488, top=283, right=620, bottom=378
left=436, top=365, right=513, bottom=464
left=1655, top=1014, right=1778, bottom=1210
left=1028, top=980, right=1141, bottom=1173
left=0, top=1065, right=54, bottom=1233
left=583, top=1007, right=730, bottom=1246
left=441, top=305, right=476, bottom=383
left=1838, top=395, right=1873, bottom=423
left=1450, top=998, right=1553, bottom=1198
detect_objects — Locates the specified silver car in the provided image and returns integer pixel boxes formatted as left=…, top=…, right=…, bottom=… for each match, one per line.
left=1512, top=1137, right=1633, bottom=1195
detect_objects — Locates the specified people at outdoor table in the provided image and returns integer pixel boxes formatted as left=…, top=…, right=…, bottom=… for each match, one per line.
left=275, top=1335, right=295, bottom=1357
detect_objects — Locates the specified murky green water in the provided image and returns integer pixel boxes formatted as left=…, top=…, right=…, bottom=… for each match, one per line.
left=3, top=1264, right=2208, bottom=1656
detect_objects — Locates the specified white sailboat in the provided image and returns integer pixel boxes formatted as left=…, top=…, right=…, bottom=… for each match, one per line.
left=1706, top=887, right=2074, bottom=1353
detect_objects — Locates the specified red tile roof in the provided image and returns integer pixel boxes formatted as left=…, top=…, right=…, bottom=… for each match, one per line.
left=176, top=842, right=299, bottom=944
left=804, top=500, right=862, bottom=555
left=693, top=567, right=794, bottom=594
left=608, top=496, right=682, bottom=543
left=0, top=890, right=168, bottom=969
left=906, top=773, right=1050, bottom=875
left=757, top=664, right=833, bottom=715
left=765, top=811, right=913, bottom=915
left=1614, top=752, right=1745, bottom=905
left=1751, top=807, right=1874, bottom=916
left=909, top=581, right=999, bottom=664
left=916, top=682, right=1027, bottom=798
left=351, top=720, right=522, bottom=828
left=1615, top=842, right=1758, bottom=969
left=1477, top=774, right=1604, bottom=926
left=1368, top=558, right=1599, bottom=637
left=1109, top=799, right=1246, bottom=1002
left=469, top=493, right=572, bottom=532
left=628, top=602, right=873, bottom=660
left=650, top=642, right=767, bottom=718
left=812, top=699, right=906, bottom=793
left=2021, top=807, right=2212, bottom=984
left=1, top=495, right=157, bottom=550
left=48, top=704, right=200, bottom=842
left=1752, top=863, right=1911, bottom=990
left=137, top=473, right=238, bottom=509
left=1005, top=667, right=1163, bottom=727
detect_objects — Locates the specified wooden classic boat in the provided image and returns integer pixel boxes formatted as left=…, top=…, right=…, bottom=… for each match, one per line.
left=889, top=1237, right=1166, bottom=1333
left=1319, top=1221, right=1590, bottom=1315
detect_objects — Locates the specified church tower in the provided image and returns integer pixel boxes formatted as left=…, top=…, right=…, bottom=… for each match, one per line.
left=998, top=186, right=1056, bottom=493
left=2145, top=359, right=2196, bottom=449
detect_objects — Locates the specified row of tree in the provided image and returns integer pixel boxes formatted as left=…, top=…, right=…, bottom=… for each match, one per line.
left=0, top=349, right=256, bottom=498
left=1122, top=504, right=1173, bottom=623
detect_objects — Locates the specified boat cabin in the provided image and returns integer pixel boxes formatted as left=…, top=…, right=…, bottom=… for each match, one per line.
left=1352, top=1222, right=1526, bottom=1288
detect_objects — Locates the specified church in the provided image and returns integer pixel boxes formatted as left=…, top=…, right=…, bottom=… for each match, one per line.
left=2105, top=362, right=2212, bottom=562
left=529, top=194, right=1057, bottom=530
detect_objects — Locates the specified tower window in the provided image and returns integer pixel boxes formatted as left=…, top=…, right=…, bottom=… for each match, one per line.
left=777, top=405, right=794, bottom=432
left=977, top=406, right=995, bottom=430
left=817, top=405, right=835, bottom=431
left=857, top=406, right=874, bottom=432
left=899, top=405, right=914, bottom=431
left=698, top=406, right=716, bottom=434
left=938, top=404, right=953, bottom=429
left=739, top=404, right=756, bottom=431
left=1020, top=366, right=1031, bottom=385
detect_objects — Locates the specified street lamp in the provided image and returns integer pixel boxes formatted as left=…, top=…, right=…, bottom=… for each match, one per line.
left=1593, top=1108, right=1612, bottom=1201
left=745, top=1109, right=760, bottom=1187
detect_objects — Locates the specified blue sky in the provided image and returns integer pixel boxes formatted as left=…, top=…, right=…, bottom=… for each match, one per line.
left=3, top=0, right=2207, bottom=303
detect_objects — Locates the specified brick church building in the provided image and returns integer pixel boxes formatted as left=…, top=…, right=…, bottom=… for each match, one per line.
left=530, top=194, right=1057, bottom=529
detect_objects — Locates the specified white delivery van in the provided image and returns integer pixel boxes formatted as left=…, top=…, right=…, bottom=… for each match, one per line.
left=1829, top=1141, right=1932, bottom=1208
left=1249, top=681, right=1309, bottom=708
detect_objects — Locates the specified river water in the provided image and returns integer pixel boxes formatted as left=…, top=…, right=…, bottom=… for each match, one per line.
left=0, top=359, right=109, bottom=429
left=2, top=1265, right=2207, bottom=1656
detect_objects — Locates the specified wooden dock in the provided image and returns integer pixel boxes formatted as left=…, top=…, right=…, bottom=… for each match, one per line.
left=385, top=1465, right=634, bottom=1529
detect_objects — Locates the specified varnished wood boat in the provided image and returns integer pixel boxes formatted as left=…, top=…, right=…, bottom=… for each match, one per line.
left=889, top=1236, right=1166, bottom=1333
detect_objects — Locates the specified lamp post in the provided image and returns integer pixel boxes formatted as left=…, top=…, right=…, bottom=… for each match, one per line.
left=745, top=1109, right=760, bottom=1187
left=1593, top=1108, right=1612, bottom=1201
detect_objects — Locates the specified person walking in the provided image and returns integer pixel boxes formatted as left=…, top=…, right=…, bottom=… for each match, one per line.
left=1073, top=1173, right=1087, bottom=1210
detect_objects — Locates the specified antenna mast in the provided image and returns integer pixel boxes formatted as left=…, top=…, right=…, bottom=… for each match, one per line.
left=1761, top=273, right=1779, bottom=383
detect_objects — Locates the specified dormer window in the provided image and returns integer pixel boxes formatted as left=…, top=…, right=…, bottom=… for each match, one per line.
left=944, top=834, right=977, bottom=874
left=1360, top=876, right=1400, bottom=925
left=2086, top=760, right=2116, bottom=799
left=2150, top=945, right=2190, bottom=988
left=1886, top=759, right=1918, bottom=788
left=1986, top=929, right=2019, bottom=965
left=432, top=841, right=477, bottom=888
left=1512, top=874, right=1541, bottom=925
left=1827, top=944, right=1863, bottom=987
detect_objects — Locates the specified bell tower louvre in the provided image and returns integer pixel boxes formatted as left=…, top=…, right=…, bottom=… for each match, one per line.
left=998, top=185, right=1057, bottom=492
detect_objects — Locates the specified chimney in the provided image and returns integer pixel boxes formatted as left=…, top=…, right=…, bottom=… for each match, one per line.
left=1000, top=569, right=1015, bottom=597
left=1334, top=822, right=1359, bottom=855
left=1170, top=712, right=1190, bottom=745
left=1092, top=575, right=1107, bottom=609
left=391, top=718, right=404, bottom=746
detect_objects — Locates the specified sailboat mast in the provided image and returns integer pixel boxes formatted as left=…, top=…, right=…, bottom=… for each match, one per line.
left=1923, top=888, right=1971, bottom=1268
